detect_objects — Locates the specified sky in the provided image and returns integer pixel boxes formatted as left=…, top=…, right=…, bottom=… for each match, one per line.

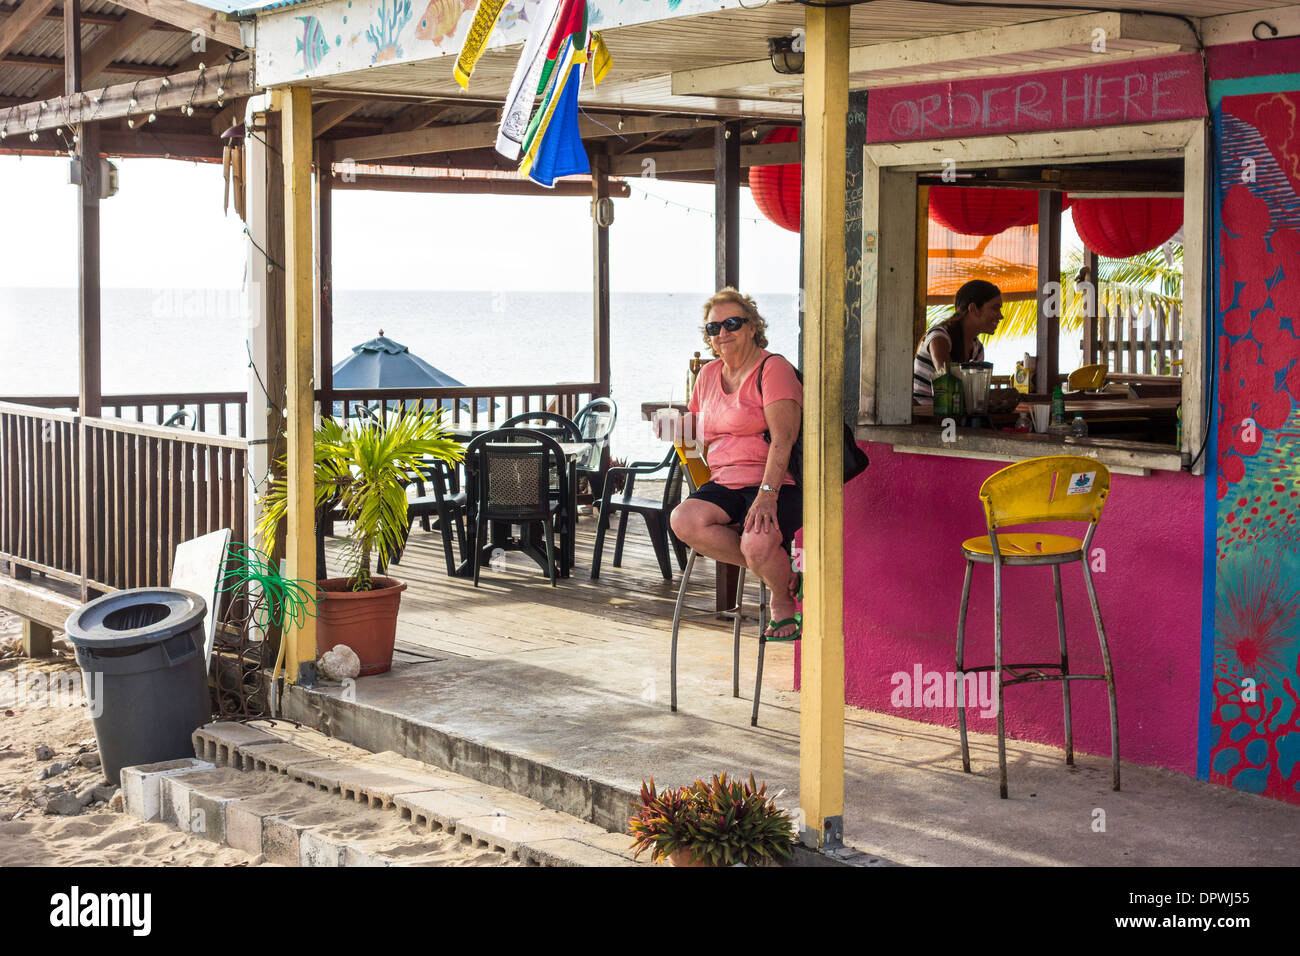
left=0, top=154, right=802, bottom=294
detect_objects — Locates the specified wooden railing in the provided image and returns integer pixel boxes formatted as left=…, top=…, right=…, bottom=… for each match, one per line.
left=1, top=381, right=598, bottom=596
left=0, top=382, right=605, bottom=440
left=323, top=383, right=601, bottom=425
left=1085, top=298, right=1183, bottom=375
left=0, top=402, right=248, bottom=597
left=0, top=404, right=81, bottom=587
left=0, top=392, right=249, bottom=438
left=81, top=417, right=247, bottom=592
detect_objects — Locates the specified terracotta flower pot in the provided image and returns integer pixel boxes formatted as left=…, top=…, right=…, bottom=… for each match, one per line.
left=669, top=848, right=710, bottom=867
left=314, top=576, right=407, bottom=676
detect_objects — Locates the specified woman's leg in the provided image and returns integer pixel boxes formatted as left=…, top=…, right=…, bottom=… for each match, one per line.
left=739, top=527, right=797, bottom=637
left=670, top=498, right=744, bottom=568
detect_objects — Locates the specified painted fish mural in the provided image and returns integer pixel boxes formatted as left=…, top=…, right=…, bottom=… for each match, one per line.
left=497, top=0, right=531, bottom=31
left=414, top=0, right=475, bottom=45
left=296, top=16, right=330, bottom=73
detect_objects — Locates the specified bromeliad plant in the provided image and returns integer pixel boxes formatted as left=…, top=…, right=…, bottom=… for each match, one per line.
left=256, top=407, right=464, bottom=592
left=628, top=773, right=797, bottom=866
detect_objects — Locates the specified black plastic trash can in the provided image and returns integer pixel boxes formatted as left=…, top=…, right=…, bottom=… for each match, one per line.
left=64, top=588, right=211, bottom=785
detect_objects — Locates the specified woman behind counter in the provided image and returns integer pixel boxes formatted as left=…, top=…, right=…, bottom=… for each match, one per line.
left=913, top=279, right=1003, bottom=403
left=668, top=288, right=804, bottom=641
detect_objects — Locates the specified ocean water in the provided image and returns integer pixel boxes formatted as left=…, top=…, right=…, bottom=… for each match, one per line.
left=0, top=287, right=1048, bottom=462
left=0, top=287, right=799, bottom=464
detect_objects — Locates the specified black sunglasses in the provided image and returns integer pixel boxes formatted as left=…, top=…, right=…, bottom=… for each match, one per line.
left=705, top=316, right=748, bottom=336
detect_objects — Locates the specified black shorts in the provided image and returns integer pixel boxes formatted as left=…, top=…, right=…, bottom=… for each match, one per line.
left=688, top=481, right=803, bottom=552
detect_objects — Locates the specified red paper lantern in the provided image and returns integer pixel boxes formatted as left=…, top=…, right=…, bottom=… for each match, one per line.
left=929, top=187, right=1038, bottom=236
left=1071, top=197, right=1183, bottom=258
left=748, top=126, right=801, bottom=233
left=928, top=187, right=1074, bottom=236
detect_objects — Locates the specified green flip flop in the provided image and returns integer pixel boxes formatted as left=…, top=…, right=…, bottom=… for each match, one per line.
left=763, top=613, right=802, bottom=642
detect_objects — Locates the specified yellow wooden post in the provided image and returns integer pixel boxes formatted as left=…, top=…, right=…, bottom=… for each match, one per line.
left=280, top=86, right=317, bottom=683
left=799, top=3, right=849, bottom=851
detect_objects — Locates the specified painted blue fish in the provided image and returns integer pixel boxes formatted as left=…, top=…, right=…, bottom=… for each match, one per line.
left=296, top=16, right=330, bottom=73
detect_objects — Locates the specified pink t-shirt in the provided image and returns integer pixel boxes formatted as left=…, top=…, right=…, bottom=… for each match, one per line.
left=688, top=351, right=803, bottom=489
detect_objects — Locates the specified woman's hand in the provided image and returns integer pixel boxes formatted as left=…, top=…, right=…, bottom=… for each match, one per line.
left=745, top=490, right=780, bottom=536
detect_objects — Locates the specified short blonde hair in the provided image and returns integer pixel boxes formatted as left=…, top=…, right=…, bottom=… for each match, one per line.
left=701, top=287, right=769, bottom=356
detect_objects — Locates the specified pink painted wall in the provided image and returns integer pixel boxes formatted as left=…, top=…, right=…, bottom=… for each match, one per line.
left=798, top=442, right=1206, bottom=776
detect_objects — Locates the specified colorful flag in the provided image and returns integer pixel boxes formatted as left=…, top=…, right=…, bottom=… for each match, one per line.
left=453, top=0, right=507, bottom=89
left=496, top=0, right=564, bottom=160
left=523, top=46, right=588, bottom=187
left=588, top=31, right=611, bottom=86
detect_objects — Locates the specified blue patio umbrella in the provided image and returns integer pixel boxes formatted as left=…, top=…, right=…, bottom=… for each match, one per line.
left=331, top=332, right=494, bottom=417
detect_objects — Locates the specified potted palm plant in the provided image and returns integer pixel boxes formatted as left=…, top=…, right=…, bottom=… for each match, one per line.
left=628, top=773, right=797, bottom=866
left=257, top=407, right=464, bottom=675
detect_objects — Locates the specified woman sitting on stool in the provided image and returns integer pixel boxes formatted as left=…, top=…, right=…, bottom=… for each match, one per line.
left=666, top=288, right=803, bottom=641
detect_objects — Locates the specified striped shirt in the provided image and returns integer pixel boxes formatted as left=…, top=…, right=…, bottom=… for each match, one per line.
left=913, top=323, right=985, bottom=401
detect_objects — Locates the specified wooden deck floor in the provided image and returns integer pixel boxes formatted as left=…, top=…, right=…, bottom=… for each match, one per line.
left=324, top=511, right=786, bottom=669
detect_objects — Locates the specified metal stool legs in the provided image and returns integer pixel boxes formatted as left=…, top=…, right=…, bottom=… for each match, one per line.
left=670, top=548, right=768, bottom=725
left=1053, top=565, right=1073, bottom=766
left=751, top=582, right=768, bottom=728
left=956, top=556, right=1120, bottom=798
left=993, top=557, right=1008, bottom=799
left=669, top=550, right=696, bottom=713
left=1082, top=558, right=1121, bottom=792
left=956, top=558, right=973, bottom=774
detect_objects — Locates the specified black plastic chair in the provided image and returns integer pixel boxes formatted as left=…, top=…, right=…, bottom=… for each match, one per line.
left=573, top=398, right=617, bottom=499
left=501, top=411, right=581, bottom=442
left=163, top=408, right=199, bottom=430
left=382, top=458, right=468, bottom=577
left=590, top=446, right=686, bottom=582
left=501, top=412, right=583, bottom=569
left=465, top=428, right=570, bottom=587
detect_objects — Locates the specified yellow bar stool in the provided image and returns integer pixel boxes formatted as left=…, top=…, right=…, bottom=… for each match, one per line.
left=667, top=440, right=770, bottom=727
left=955, top=455, right=1119, bottom=798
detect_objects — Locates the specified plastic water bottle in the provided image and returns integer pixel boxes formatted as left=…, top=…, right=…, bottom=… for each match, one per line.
left=1070, top=414, right=1088, bottom=438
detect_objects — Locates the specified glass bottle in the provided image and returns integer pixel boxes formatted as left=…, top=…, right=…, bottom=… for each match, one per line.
left=933, top=363, right=963, bottom=420
left=1070, top=414, right=1088, bottom=437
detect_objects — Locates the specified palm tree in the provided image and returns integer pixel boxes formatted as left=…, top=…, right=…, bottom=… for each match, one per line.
left=925, top=243, right=1183, bottom=343
left=257, top=407, right=464, bottom=591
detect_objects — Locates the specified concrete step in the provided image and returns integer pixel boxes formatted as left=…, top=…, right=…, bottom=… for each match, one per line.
left=282, top=682, right=886, bottom=867
left=117, top=721, right=646, bottom=867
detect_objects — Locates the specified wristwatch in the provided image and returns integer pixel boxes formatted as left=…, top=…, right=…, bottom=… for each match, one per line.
left=758, top=484, right=778, bottom=494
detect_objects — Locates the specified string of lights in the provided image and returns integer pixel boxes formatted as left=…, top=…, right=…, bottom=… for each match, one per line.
left=624, top=180, right=770, bottom=225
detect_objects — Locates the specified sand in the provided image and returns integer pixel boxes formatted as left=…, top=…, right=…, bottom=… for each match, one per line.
left=0, top=610, right=515, bottom=866
left=0, top=611, right=268, bottom=866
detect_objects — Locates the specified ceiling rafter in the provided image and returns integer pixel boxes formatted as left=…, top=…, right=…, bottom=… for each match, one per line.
left=102, top=0, right=241, bottom=48
left=36, top=10, right=156, bottom=100
left=0, top=0, right=58, bottom=61
left=312, top=98, right=363, bottom=136
left=3, top=50, right=171, bottom=76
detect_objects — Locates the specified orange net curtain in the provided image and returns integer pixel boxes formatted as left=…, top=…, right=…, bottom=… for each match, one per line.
left=927, top=219, right=1040, bottom=304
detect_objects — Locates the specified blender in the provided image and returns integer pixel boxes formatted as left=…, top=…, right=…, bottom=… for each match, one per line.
left=957, top=361, right=994, bottom=429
